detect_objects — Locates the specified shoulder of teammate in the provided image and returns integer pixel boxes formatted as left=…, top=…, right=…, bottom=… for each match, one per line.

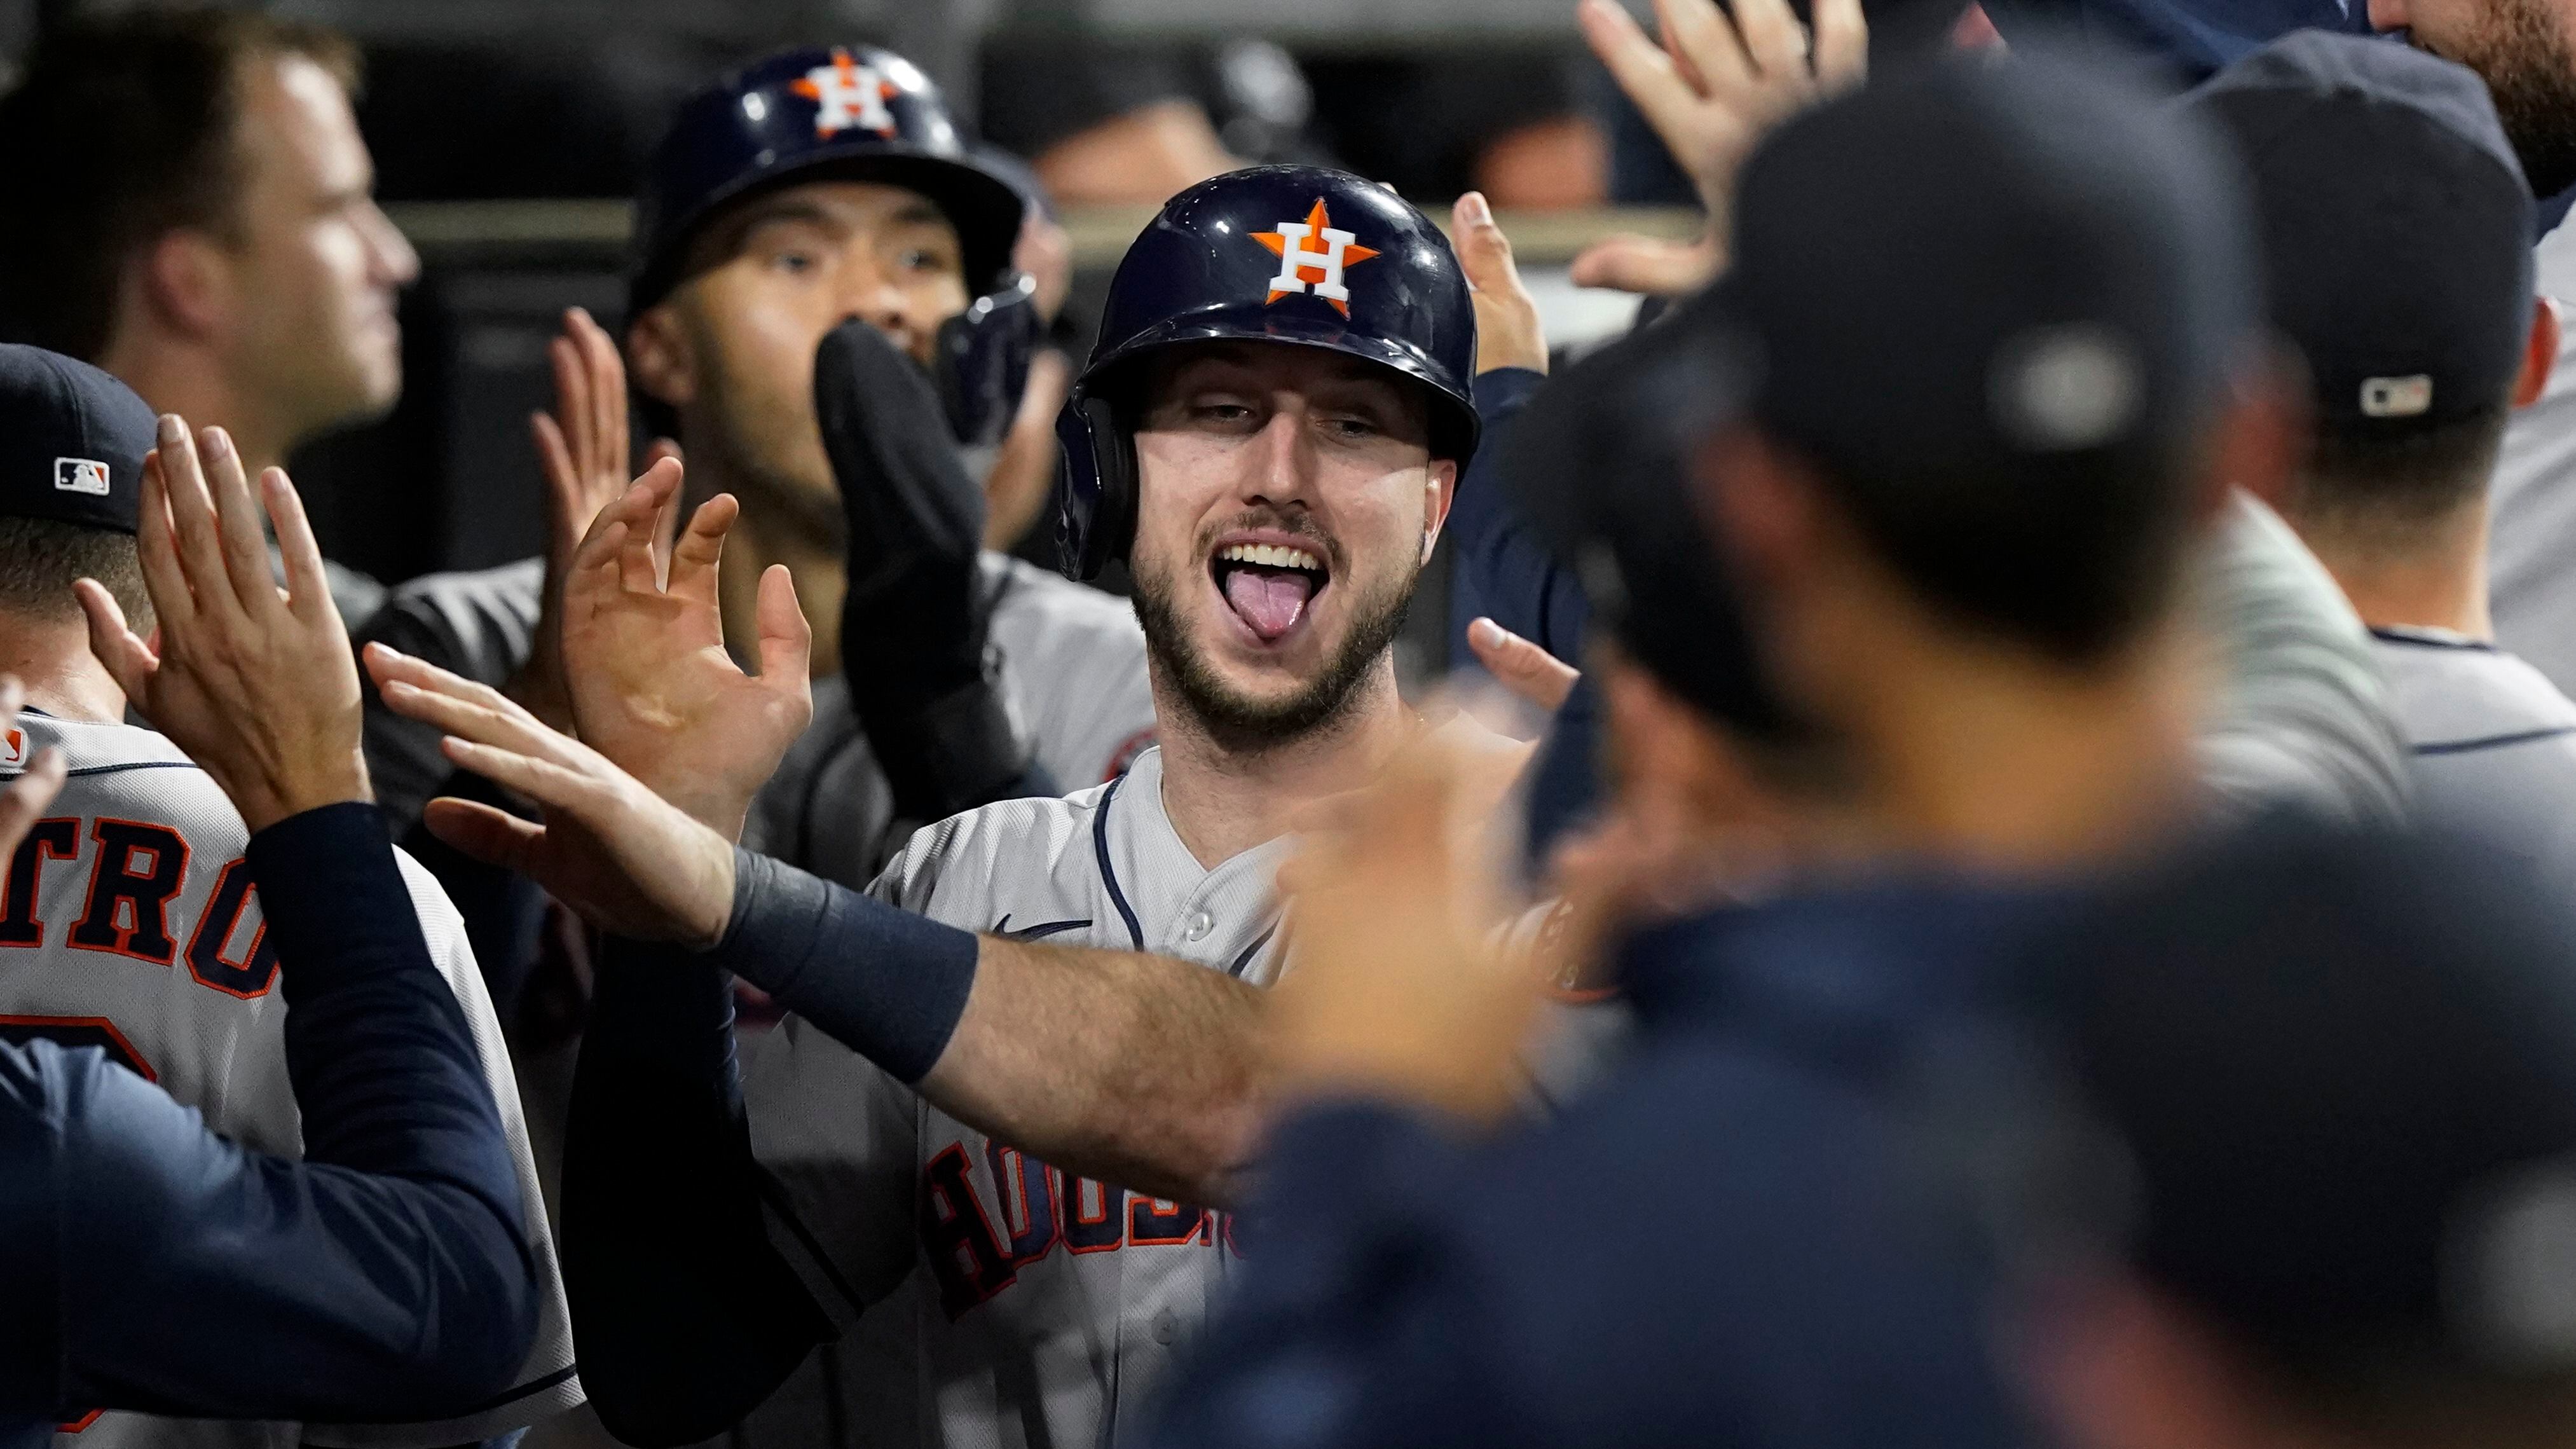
left=982, top=551, right=1156, bottom=783
left=355, top=556, right=547, bottom=687
left=865, top=769, right=1124, bottom=921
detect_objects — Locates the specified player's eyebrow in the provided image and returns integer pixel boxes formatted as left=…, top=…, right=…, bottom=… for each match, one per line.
left=883, top=198, right=947, bottom=230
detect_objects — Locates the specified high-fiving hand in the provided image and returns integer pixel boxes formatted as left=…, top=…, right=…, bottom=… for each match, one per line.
left=1572, top=0, right=1867, bottom=297
left=76, top=418, right=369, bottom=832
left=538, top=460, right=809, bottom=841
left=516, top=306, right=681, bottom=733
left=366, top=645, right=739, bottom=947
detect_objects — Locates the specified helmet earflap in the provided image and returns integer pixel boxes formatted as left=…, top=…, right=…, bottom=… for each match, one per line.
left=934, top=273, right=1041, bottom=447
left=1055, top=393, right=1136, bottom=580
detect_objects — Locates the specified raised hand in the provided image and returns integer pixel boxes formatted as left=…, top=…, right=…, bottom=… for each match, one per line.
left=0, top=677, right=69, bottom=862
left=1271, top=729, right=1540, bottom=1123
left=366, top=643, right=738, bottom=946
left=76, top=418, right=369, bottom=832
left=1453, top=191, right=1549, bottom=376
left=1571, top=0, right=1867, bottom=296
left=556, top=460, right=813, bottom=839
left=514, top=306, right=649, bottom=732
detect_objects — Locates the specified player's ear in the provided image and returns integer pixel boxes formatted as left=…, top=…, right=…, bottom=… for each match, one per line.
left=1420, top=458, right=1460, bottom=565
left=627, top=303, right=699, bottom=411
left=132, top=229, right=233, bottom=343
left=1696, top=423, right=1828, bottom=610
left=2209, top=343, right=2303, bottom=524
left=2514, top=298, right=2560, bottom=409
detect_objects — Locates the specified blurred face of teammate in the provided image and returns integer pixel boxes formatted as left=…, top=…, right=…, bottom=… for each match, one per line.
left=1125, top=342, right=1458, bottom=750
left=2373, top=0, right=2576, bottom=195
left=221, top=53, right=418, bottom=446
left=633, top=180, right=971, bottom=523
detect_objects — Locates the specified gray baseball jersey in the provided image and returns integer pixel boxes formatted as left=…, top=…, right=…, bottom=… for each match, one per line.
left=2481, top=217, right=2576, bottom=695
left=0, top=710, right=582, bottom=1449
left=2371, top=626, right=2576, bottom=874
left=739, top=746, right=1278, bottom=1449
left=2193, top=493, right=2410, bottom=825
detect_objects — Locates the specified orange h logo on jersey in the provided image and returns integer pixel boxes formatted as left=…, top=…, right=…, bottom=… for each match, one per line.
left=790, top=49, right=898, bottom=139
left=0, top=727, right=24, bottom=770
left=1254, top=199, right=1380, bottom=318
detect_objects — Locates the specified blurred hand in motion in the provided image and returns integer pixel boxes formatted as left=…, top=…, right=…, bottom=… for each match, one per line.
left=1572, top=0, right=1867, bottom=296
left=77, top=418, right=370, bottom=832
left=1453, top=191, right=1551, bottom=376
left=1272, top=730, right=1543, bottom=1125
left=0, top=677, right=69, bottom=861
left=366, top=645, right=737, bottom=947
left=551, top=461, right=813, bottom=841
left=517, top=306, right=675, bottom=732
left=1467, top=615, right=1580, bottom=711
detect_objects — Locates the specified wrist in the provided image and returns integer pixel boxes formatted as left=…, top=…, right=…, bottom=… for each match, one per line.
left=234, top=748, right=372, bottom=834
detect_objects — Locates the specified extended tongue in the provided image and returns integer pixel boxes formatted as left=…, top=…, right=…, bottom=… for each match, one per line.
left=1223, top=568, right=1315, bottom=640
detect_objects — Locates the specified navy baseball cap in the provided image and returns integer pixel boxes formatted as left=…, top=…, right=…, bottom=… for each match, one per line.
left=2186, top=32, right=2535, bottom=433
left=1704, top=48, right=2259, bottom=657
left=1499, top=290, right=1800, bottom=746
left=2044, top=819, right=2576, bottom=1382
left=0, top=344, right=153, bottom=535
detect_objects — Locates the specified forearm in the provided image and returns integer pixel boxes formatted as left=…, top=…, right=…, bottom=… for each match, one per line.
left=564, top=939, right=831, bottom=1448
left=710, top=850, right=1265, bottom=1205
left=928, top=935, right=1268, bottom=1205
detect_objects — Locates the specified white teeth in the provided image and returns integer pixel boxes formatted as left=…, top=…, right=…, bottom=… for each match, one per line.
left=1218, top=542, right=1323, bottom=573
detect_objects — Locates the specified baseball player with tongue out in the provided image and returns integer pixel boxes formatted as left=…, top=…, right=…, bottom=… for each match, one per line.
left=365, top=162, right=1549, bottom=1446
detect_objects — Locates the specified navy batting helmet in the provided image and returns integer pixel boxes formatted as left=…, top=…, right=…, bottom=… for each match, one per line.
left=633, top=46, right=1039, bottom=444
left=1053, top=165, right=1481, bottom=581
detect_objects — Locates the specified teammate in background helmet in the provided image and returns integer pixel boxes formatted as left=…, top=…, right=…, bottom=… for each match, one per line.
left=365, top=161, right=1551, bottom=1448
left=627, top=45, right=1157, bottom=870
left=357, top=45, right=1148, bottom=891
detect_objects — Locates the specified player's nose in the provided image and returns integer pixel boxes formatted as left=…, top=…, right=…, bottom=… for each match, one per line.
left=2366, top=0, right=2409, bottom=32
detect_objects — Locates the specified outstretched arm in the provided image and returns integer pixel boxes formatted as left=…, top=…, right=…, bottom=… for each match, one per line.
left=369, top=649, right=1272, bottom=1205
left=21, top=419, right=540, bottom=1422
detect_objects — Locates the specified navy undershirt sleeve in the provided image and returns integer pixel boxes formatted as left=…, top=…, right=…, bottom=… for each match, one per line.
left=3, top=803, right=538, bottom=1424
left=708, top=848, right=980, bottom=1085
left=562, top=938, right=832, bottom=1448
left=1445, top=367, right=1589, bottom=671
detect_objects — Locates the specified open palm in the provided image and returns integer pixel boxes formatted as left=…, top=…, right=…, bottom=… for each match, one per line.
left=559, top=458, right=814, bottom=840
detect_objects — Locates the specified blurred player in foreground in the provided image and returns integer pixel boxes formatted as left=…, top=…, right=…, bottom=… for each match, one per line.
left=0, top=355, right=540, bottom=1446
left=0, top=345, right=580, bottom=1449
left=2182, top=37, right=2576, bottom=870
left=364, top=160, right=1549, bottom=1445
left=1146, top=43, right=2479, bottom=1449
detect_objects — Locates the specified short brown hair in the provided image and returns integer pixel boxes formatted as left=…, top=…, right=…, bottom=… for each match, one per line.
left=0, top=8, right=360, bottom=361
left=0, top=516, right=151, bottom=633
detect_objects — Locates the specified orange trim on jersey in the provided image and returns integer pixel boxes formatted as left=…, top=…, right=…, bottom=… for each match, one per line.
left=57, top=1410, right=103, bottom=1432
left=67, top=818, right=188, bottom=966
left=183, top=857, right=278, bottom=1000
left=0, top=816, right=79, bottom=948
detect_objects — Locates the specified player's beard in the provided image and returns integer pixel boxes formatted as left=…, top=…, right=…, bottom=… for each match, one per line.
left=1130, top=540, right=1418, bottom=757
left=2423, top=0, right=2576, bottom=198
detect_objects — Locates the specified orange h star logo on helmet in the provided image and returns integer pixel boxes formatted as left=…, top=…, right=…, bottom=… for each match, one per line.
left=1254, top=198, right=1380, bottom=318
left=791, top=48, right=900, bottom=139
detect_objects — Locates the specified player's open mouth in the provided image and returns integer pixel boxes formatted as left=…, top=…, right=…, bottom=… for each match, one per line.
left=1211, top=540, right=1330, bottom=643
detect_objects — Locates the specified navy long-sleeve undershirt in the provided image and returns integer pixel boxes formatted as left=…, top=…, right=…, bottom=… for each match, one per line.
left=0, top=802, right=538, bottom=1449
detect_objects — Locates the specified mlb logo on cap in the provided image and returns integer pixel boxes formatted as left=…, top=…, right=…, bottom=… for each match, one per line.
left=54, top=457, right=110, bottom=497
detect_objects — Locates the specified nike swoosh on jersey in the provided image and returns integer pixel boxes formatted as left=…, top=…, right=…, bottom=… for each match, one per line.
left=992, top=915, right=1093, bottom=940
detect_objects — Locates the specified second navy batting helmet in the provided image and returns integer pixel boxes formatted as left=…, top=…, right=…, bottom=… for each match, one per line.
left=1053, top=165, right=1481, bottom=581
left=633, top=46, right=1039, bottom=444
